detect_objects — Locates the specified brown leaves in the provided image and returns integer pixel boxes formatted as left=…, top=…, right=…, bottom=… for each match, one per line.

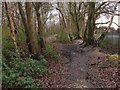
left=87, top=49, right=119, bottom=88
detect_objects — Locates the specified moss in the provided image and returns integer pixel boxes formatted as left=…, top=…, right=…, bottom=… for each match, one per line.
left=106, top=54, right=120, bottom=67
left=107, top=54, right=120, bottom=61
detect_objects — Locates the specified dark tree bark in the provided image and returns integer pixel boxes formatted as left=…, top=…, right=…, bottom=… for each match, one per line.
left=84, top=2, right=96, bottom=46
left=73, top=3, right=82, bottom=39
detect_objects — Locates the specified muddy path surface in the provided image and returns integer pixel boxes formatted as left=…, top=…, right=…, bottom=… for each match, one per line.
left=42, top=40, right=119, bottom=88
left=53, top=41, right=98, bottom=88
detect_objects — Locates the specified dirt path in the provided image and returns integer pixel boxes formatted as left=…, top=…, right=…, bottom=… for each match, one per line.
left=54, top=41, right=97, bottom=88
left=66, top=51, right=93, bottom=88
left=42, top=40, right=119, bottom=88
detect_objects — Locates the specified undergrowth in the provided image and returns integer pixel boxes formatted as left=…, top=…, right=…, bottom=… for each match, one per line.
left=100, top=39, right=117, bottom=48
left=43, top=44, right=59, bottom=59
left=2, top=27, right=49, bottom=88
left=56, top=32, right=69, bottom=42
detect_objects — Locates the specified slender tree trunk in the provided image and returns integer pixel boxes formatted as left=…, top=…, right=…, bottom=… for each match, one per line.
left=5, top=2, right=19, bottom=54
left=57, top=3, right=67, bottom=31
left=68, top=2, right=82, bottom=39
left=2, top=3, right=5, bottom=26
left=74, top=3, right=81, bottom=39
left=33, top=3, right=45, bottom=50
left=18, top=2, right=31, bottom=54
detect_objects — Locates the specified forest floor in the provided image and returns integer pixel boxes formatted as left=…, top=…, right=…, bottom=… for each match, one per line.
left=40, top=39, right=120, bottom=88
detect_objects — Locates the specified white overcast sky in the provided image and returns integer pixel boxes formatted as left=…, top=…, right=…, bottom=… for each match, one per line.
left=48, top=4, right=120, bottom=30
left=47, top=10, right=119, bottom=30
left=96, top=4, right=120, bottom=30
left=96, top=15, right=118, bottom=30
left=0, top=1, right=119, bottom=30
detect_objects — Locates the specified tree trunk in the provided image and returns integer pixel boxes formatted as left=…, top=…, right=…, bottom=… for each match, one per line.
left=2, top=3, right=6, bottom=26
left=33, top=3, right=45, bottom=50
left=25, top=2, right=41, bottom=58
left=74, top=3, right=81, bottom=39
left=84, top=2, right=96, bottom=46
left=5, top=2, right=19, bottom=54
left=18, top=2, right=31, bottom=54
left=57, top=3, right=67, bottom=31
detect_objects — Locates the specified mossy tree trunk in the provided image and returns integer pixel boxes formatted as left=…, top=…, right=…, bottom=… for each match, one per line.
left=84, top=2, right=96, bottom=46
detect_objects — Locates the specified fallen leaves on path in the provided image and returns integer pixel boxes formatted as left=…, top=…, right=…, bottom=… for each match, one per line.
left=87, top=48, right=119, bottom=88
left=40, top=42, right=120, bottom=88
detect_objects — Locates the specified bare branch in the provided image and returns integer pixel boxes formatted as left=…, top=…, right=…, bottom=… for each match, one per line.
left=96, top=21, right=110, bottom=25
left=95, top=2, right=107, bottom=12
